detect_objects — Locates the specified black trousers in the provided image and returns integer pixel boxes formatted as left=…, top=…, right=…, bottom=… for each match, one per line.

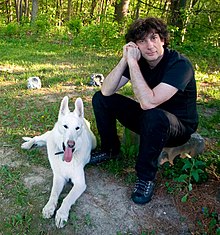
left=92, top=91, right=195, bottom=181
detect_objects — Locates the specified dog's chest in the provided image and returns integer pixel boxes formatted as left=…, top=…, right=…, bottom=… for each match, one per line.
left=51, top=156, right=84, bottom=179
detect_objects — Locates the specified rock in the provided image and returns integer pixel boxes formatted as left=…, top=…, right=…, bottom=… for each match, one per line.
left=159, top=133, right=205, bottom=165
left=122, top=129, right=205, bottom=165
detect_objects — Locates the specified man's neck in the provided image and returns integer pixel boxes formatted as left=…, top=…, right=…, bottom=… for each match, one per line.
left=147, top=54, right=164, bottom=69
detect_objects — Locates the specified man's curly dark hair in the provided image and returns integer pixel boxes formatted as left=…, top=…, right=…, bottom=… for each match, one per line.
left=125, top=17, right=170, bottom=47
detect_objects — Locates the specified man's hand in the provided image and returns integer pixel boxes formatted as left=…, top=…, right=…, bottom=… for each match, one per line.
left=123, top=42, right=141, bottom=63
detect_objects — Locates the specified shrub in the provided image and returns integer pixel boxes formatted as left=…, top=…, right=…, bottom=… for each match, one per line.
left=2, top=22, right=20, bottom=37
left=67, top=18, right=82, bottom=34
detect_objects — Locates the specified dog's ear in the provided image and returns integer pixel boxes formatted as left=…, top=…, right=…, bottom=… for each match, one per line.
left=74, top=97, right=84, bottom=118
left=59, top=96, right=70, bottom=119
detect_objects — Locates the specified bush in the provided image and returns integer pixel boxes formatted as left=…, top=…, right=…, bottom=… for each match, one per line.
left=71, top=21, right=124, bottom=48
left=67, top=19, right=82, bottom=34
left=31, top=18, right=50, bottom=36
left=2, top=22, right=20, bottom=37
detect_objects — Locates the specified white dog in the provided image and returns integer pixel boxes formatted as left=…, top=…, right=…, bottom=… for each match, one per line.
left=21, top=96, right=96, bottom=228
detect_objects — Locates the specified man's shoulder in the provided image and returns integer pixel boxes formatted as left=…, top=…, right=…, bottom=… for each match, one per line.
left=165, top=48, right=193, bottom=68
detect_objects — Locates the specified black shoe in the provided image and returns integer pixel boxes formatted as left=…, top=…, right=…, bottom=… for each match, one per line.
left=89, top=150, right=119, bottom=165
left=131, top=179, right=155, bottom=204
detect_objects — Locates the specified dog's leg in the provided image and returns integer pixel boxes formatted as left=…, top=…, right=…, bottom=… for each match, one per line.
left=21, top=131, right=51, bottom=150
left=55, top=171, right=86, bottom=228
left=42, top=175, right=65, bottom=219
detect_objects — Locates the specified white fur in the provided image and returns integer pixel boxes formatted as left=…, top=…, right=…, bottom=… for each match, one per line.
left=21, top=96, right=96, bottom=228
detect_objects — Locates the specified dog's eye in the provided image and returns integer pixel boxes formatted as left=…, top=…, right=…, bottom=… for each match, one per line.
left=63, top=125, right=68, bottom=129
left=75, top=126, right=80, bottom=131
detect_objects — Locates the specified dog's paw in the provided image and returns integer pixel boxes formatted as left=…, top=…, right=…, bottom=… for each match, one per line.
left=21, top=137, right=36, bottom=149
left=55, top=209, right=69, bottom=228
left=22, top=137, right=32, bottom=142
left=42, top=203, right=56, bottom=219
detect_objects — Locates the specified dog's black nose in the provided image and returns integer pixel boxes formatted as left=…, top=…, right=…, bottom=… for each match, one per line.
left=67, top=140, right=75, bottom=148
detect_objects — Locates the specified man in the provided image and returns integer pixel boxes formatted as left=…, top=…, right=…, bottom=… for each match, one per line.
left=90, top=17, right=198, bottom=204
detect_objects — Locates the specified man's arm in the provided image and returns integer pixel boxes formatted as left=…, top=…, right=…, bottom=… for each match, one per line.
left=101, top=57, right=129, bottom=96
left=127, top=47, right=178, bottom=110
left=101, top=43, right=139, bottom=96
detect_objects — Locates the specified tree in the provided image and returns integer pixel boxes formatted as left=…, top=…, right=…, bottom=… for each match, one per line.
left=4, top=0, right=14, bottom=22
left=15, top=0, right=23, bottom=23
left=168, top=0, right=187, bottom=29
left=114, top=0, right=130, bottom=22
left=67, top=0, right=73, bottom=20
left=31, top=0, right=38, bottom=22
left=90, top=0, right=97, bottom=18
left=134, top=0, right=141, bottom=19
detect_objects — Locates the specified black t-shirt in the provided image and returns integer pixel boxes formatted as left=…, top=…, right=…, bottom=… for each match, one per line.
left=123, top=48, right=198, bottom=130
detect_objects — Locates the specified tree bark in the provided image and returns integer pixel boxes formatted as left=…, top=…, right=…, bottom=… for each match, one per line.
left=24, top=0, right=29, bottom=17
left=15, top=0, right=23, bottom=23
left=168, top=0, right=188, bottom=42
left=169, top=0, right=187, bottom=29
left=31, top=0, right=38, bottom=22
left=114, top=0, right=130, bottom=23
left=134, top=0, right=141, bottom=19
left=90, top=0, right=97, bottom=18
left=67, top=0, right=73, bottom=20
left=5, top=0, right=14, bottom=23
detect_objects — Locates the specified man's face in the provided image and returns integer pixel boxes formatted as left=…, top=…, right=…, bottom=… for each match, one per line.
left=136, top=32, right=164, bottom=63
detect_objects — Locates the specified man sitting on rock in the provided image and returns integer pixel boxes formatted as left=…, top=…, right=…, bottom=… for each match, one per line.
left=90, top=17, right=199, bottom=205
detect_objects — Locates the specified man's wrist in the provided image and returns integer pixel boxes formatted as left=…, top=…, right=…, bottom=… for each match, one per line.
left=128, top=58, right=139, bottom=67
left=120, top=57, right=127, bottom=64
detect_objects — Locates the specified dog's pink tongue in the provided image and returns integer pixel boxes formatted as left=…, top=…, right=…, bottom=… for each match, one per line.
left=64, top=147, right=73, bottom=162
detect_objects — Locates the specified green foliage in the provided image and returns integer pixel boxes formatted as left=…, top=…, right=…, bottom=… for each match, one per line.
left=1, top=22, right=20, bottom=37
left=6, top=212, right=32, bottom=232
left=31, top=17, right=50, bottom=35
left=67, top=18, right=82, bottom=34
left=197, top=207, right=220, bottom=235
left=71, top=21, right=124, bottom=49
left=0, top=166, right=28, bottom=205
left=163, top=157, right=209, bottom=202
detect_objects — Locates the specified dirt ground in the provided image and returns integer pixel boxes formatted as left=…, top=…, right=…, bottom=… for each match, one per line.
left=0, top=143, right=219, bottom=235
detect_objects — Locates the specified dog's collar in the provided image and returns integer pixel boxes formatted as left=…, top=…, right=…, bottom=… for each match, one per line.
left=55, top=151, right=64, bottom=155
left=55, top=143, right=65, bottom=155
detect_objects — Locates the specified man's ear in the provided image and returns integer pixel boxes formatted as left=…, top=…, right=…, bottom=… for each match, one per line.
left=160, top=37, right=165, bottom=46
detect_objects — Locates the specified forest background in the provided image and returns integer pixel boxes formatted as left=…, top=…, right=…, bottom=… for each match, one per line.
left=1, top=0, right=220, bottom=48
left=0, top=0, right=220, bottom=234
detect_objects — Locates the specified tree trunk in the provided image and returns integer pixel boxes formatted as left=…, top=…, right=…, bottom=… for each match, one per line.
left=169, top=0, right=187, bottom=29
left=24, top=0, right=29, bottom=17
left=135, top=0, right=141, bottom=19
left=67, top=0, right=73, bottom=20
left=168, top=0, right=187, bottom=42
left=5, top=0, right=14, bottom=23
left=79, top=0, right=83, bottom=13
left=101, top=0, right=108, bottom=18
left=56, top=0, right=63, bottom=26
left=114, top=0, right=130, bottom=23
left=181, top=0, right=194, bottom=42
left=90, top=0, right=97, bottom=18
left=15, top=0, right=23, bottom=23
left=31, top=0, right=38, bottom=22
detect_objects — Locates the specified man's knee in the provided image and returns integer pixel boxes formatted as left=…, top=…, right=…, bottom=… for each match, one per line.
left=92, top=91, right=102, bottom=107
left=140, top=108, right=169, bottom=130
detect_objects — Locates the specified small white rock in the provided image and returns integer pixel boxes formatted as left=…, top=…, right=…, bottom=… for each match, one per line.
left=27, top=77, right=41, bottom=89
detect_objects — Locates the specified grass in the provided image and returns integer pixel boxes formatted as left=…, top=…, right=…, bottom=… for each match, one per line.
left=0, top=35, right=219, bottom=234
